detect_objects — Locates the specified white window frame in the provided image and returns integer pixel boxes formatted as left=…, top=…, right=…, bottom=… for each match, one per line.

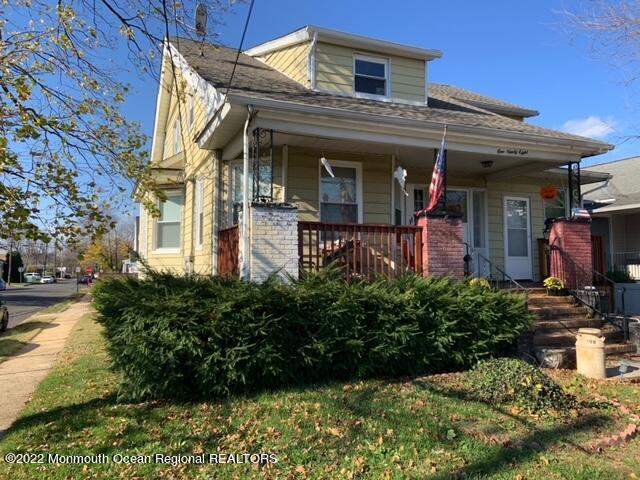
left=353, top=54, right=390, bottom=100
left=187, top=95, right=195, bottom=130
left=195, top=177, right=204, bottom=250
left=318, top=159, right=363, bottom=224
left=154, top=190, right=183, bottom=254
left=173, top=119, right=183, bottom=155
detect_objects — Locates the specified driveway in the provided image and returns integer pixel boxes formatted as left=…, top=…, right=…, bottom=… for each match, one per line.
left=0, top=281, right=80, bottom=329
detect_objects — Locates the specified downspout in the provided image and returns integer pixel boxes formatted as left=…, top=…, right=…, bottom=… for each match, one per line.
left=240, top=105, right=254, bottom=281
left=187, top=176, right=196, bottom=275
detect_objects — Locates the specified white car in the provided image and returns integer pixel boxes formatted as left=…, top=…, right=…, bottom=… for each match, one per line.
left=40, top=275, right=55, bottom=284
left=24, top=273, right=42, bottom=283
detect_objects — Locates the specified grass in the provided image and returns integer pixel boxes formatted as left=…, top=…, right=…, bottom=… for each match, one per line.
left=0, top=290, right=88, bottom=363
left=41, top=290, right=87, bottom=314
left=0, top=316, right=638, bottom=479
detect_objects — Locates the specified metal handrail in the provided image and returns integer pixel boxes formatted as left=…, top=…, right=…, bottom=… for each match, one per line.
left=475, top=252, right=532, bottom=294
left=550, top=244, right=630, bottom=341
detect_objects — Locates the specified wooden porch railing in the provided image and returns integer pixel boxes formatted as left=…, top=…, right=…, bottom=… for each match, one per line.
left=218, top=225, right=240, bottom=276
left=298, top=221, right=423, bottom=279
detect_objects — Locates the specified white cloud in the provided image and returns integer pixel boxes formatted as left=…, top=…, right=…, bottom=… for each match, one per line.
left=561, top=116, right=617, bottom=139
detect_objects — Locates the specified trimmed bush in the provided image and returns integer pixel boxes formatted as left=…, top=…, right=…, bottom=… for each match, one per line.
left=92, top=269, right=533, bottom=400
left=468, top=358, right=576, bottom=413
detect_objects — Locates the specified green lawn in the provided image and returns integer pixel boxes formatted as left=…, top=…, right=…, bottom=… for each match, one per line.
left=0, top=314, right=638, bottom=479
left=0, top=291, right=87, bottom=363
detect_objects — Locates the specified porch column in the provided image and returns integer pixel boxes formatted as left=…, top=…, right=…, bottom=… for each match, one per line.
left=240, top=202, right=299, bottom=283
left=549, top=219, right=592, bottom=288
left=416, top=212, right=465, bottom=279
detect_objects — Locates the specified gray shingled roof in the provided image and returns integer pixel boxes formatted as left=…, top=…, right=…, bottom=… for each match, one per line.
left=428, top=84, right=538, bottom=117
left=584, top=157, right=640, bottom=208
left=170, top=38, right=609, bottom=148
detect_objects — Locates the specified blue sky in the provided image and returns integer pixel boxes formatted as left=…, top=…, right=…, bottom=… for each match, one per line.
left=121, top=0, right=638, bottom=168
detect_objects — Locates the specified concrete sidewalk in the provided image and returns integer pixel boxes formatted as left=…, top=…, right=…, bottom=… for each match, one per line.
left=0, top=296, right=91, bottom=438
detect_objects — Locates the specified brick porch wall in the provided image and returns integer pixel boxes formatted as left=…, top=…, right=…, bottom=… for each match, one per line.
left=243, top=203, right=299, bottom=283
left=417, top=214, right=465, bottom=279
left=549, top=219, right=592, bottom=288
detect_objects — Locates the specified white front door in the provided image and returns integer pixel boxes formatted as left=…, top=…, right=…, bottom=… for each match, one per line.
left=503, top=196, right=533, bottom=280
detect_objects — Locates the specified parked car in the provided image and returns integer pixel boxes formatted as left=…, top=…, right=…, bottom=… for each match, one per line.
left=40, top=275, right=55, bottom=284
left=0, top=278, right=6, bottom=291
left=63, top=273, right=72, bottom=279
left=0, top=299, right=8, bottom=332
left=77, top=275, right=91, bottom=284
left=24, top=273, right=42, bottom=283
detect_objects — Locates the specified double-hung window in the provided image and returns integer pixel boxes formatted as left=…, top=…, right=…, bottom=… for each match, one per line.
left=354, top=55, right=388, bottom=98
left=195, top=178, right=204, bottom=249
left=320, top=161, right=361, bottom=224
left=156, top=191, right=183, bottom=250
left=230, top=162, right=273, bottom=225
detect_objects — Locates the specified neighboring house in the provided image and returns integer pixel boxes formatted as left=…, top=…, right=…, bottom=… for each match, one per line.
left=138, top=25, right=612, bottom=282
left=584, top=157, right=640, bottom=279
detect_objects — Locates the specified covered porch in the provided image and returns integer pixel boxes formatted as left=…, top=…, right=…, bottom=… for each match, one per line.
left=215, top=128, right=605, bottom=282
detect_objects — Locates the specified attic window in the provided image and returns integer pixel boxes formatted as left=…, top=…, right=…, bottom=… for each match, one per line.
left=354, top=55, right=388, bottom=98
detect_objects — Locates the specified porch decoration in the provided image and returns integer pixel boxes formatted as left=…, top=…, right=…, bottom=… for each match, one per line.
left=543, top=276, right=566, bottom=296
left=540, top=185, right=558, bottom=201
left=320, top=156, right=335, bottom=177
left=394, top=166, right=409, bottom=196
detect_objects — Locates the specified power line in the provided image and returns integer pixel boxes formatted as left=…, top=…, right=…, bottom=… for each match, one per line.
left=195, top=0, right=256, bottom=144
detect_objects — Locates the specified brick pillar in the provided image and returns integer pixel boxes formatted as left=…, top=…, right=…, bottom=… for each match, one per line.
left=549, top=219, right=592, bottom=289
left=416, top=213, right=465, bottom=279
left=244, top=202, right=299, bottom=283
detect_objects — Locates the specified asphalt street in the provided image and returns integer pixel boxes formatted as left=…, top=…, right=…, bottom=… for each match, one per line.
left=0, top=280, right=80, bottom=329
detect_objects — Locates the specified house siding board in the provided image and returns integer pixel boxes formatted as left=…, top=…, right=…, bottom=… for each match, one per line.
left=259, top=42, right=311, bottom=87
left=315, top=42, right=426, bottom=103
left=144, top=70, right=218, bottom=275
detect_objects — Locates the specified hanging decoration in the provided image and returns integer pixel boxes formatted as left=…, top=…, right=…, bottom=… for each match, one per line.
left=320, top=156, right=335, bottom=177
left=540, top=185, right=559, bottom=201
left=394, top=166, right=409, bottom=196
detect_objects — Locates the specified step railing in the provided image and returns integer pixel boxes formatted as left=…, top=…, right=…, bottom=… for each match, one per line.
left=550, top=244, right=630, bottom=341
left=474, top=252, right=532, bottom=294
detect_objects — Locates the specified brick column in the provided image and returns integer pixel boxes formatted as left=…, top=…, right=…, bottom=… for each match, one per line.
left=245, top=202, right=299, bottom=283
left=549, top=219, right=592, bottom=289
left=416, top=213, right=465, bottom=279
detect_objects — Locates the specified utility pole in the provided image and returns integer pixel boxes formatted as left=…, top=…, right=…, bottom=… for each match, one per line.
left=7, top=239, right=12, bottom=286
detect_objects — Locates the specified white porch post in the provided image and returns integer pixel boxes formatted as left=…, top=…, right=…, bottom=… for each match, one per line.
left=240, top=105, right=253, bottom=281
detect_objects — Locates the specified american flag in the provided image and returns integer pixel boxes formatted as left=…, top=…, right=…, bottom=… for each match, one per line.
left=423, top=126, right=448, bottom=214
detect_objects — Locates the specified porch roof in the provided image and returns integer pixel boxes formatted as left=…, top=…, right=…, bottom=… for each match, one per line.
left=170, top=38, right=611, bottom=157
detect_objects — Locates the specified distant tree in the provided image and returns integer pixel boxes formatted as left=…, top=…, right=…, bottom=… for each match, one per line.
left=3, top=251, right=23, bottom=283
left=78, top=219, right=134, bottom=272
left=1, top=0, right=230, bottom=245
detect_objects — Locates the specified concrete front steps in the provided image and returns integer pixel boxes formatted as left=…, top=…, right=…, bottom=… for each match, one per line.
left=525, top=289, right=637, bottom=366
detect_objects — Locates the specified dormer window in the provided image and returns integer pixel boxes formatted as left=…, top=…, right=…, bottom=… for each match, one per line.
left=354, top=55, right=388, bottom=99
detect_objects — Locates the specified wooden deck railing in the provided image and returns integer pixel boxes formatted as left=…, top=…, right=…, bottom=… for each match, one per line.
left=298, top=221, right=423, bottom=279
left=218, top=225, right=240, bottom=276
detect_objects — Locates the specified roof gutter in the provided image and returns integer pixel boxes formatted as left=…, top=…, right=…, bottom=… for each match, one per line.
left=225, top=93, right=613, bottom=156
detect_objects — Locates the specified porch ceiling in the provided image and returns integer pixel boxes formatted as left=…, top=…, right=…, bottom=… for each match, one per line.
left=270, top=132, right=573, bottom=179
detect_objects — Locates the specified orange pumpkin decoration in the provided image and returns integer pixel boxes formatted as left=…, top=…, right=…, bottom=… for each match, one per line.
left=540, top=185, right=558, bottom=200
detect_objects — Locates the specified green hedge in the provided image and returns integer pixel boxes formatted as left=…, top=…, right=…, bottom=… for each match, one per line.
left=92, top=270, right=533, bottom=400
